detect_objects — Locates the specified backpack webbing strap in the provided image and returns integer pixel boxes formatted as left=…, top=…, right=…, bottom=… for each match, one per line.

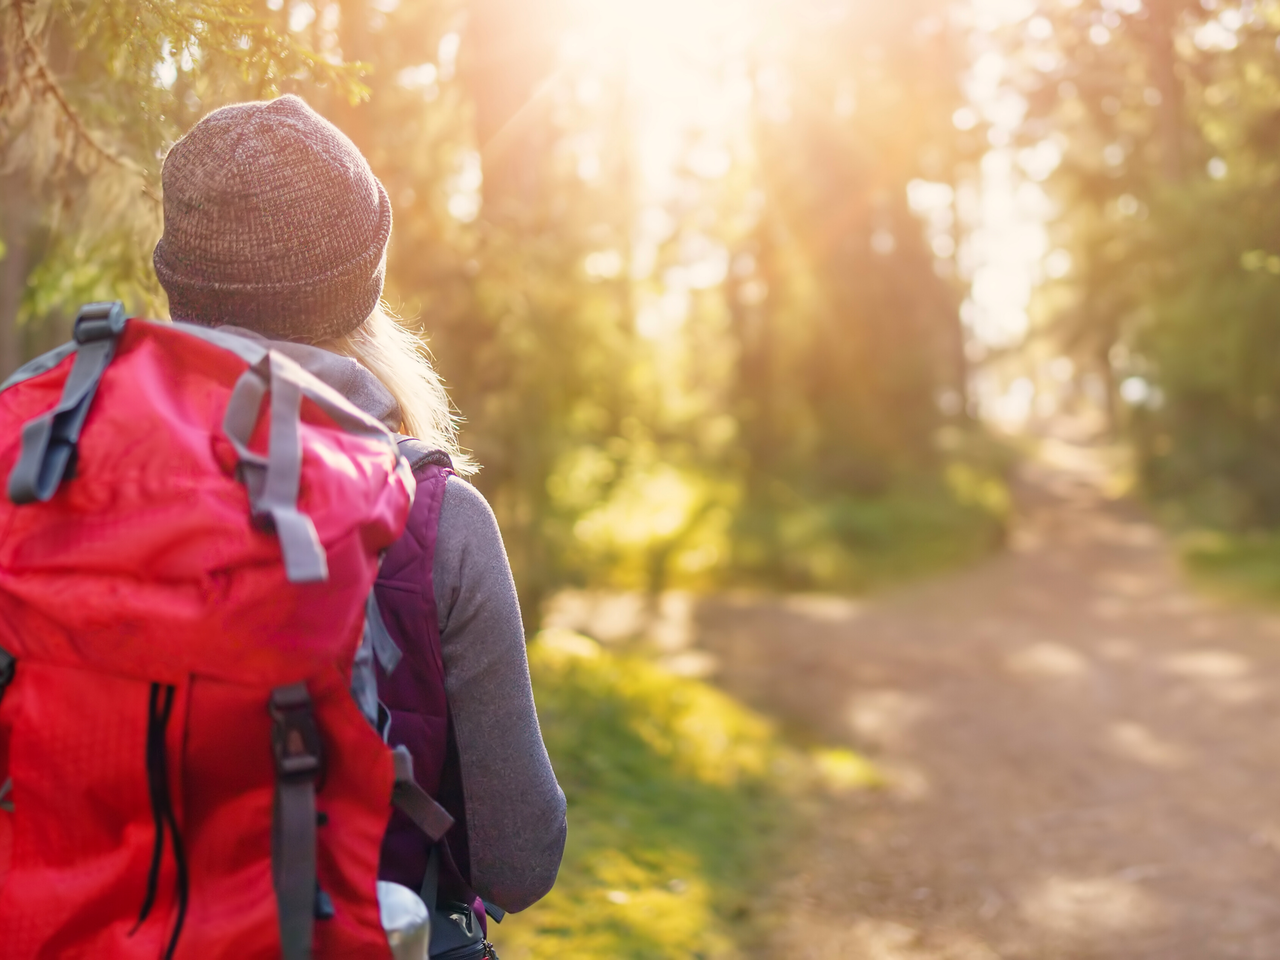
left=366, top=590, right=403, bottom=676
left=270, top=683, right=323, bottom=960
left=8, top=301, right=126, bottom=504
left=353, top=591, right=403, bottom=738
left=391, top=746, right=455, bottom=842
left=420, top=849, right=506, bottom=928
left=223, top=353, right=328, bottom=584
left=420, top=844, right=440, bottom=911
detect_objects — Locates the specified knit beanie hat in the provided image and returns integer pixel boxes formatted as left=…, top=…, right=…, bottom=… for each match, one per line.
left=153, top=94, right=392, bottom=342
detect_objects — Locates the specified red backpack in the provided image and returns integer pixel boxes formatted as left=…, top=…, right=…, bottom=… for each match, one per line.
left=0, top=302, right=450, bottom=959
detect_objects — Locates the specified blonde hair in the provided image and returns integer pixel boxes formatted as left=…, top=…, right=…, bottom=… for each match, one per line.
left=321, top=305, right=475, bottom=476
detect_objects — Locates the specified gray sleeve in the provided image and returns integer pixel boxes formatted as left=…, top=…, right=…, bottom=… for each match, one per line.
left=433, top=475, right=567, bottom=914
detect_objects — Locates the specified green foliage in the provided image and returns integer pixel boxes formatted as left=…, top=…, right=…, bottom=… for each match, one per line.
left=728, top=426, right=1012, bottom=592
left=490, top=630, right=795, bottom=960
left=1129, top=180, right=1280, bottom=528
left=539, top=423, right=1013, bottom=594
left=1016, top=2, right=1280, bottom=535
left=549, top=451, right=736, bottom=593
left=1122, top=22, right=1280, bottom=529
left=1181, top=530, right=1280, bottom=605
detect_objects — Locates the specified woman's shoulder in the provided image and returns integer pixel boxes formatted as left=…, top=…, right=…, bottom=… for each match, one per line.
left=434, top=474, right=517, bottom=630
left=442, top=473, right=492, bottom=516
left=439, top=474, right=504, bottom=551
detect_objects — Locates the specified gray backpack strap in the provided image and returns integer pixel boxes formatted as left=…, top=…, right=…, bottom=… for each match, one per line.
left=420, top=844, right=440, bottom=911
left=222, top=352, right=328, bottom=584
left=353, top=589, right=401, bottom=736
left=8, top=301, right=126, bottom=504
left=270, top=683, right=323, bottom=960
left=391, top=746, right=455, bottom=842
left=351, top=615, right=379, bottom=731
left=0, top=342, right=76, bottom=394
left=366, top=590, right=403, bottom=675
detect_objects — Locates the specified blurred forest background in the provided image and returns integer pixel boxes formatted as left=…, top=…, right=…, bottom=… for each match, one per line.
left=8, top=0, right=1280, bottom=605
left=7, top=1, right=1280, bottom=954
left=0, top=0, right=1016, bottom=622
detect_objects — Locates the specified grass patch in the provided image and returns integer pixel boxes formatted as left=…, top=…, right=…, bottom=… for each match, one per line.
left=729, top=429, right=1015, bottom=593
left=1181, top=529, right=1280, bottom=605
left=742, top=476, right=1008, bottom=592
left=490, top=629, right=832, bottom=960
left=548, top=426, right=1018, bottom=596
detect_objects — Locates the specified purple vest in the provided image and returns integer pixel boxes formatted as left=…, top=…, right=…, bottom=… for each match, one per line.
left=373, top=454, right=458, bottom=890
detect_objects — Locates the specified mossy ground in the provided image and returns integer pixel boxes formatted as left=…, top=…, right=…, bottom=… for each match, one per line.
left=489, top=630, right=873, bottom=959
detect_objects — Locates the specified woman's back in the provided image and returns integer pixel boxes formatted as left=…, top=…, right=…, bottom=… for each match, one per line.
left=155, top=94, right=566, bottom=947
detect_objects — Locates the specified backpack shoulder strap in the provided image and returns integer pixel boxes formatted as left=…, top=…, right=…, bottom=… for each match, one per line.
left=8, top=302, right=127, bottom=504
left=395, top=436, right=454, bottom=474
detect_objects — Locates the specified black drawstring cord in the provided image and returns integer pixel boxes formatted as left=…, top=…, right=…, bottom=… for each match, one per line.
left=156, top=684, right=188, bottom=960
left=131, top=683, right=166, bottom=934
left=130, top=683, right=188, bottom=959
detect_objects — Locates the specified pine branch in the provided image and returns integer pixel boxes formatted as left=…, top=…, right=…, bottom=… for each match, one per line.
left=8, top=0, right=160, bottom=204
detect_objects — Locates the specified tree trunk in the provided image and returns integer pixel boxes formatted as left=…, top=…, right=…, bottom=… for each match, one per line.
left=0, top=176, right=37, bottom=378
left=1147, top=0, right=1185, bottom=181
left=335, top=0, right=373, bottom=152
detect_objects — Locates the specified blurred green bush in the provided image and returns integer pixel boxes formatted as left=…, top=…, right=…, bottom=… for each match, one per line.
left=547, top=424, right=1014, bottom=596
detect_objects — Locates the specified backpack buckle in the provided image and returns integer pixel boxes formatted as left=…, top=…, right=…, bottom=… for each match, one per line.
left=270, top=684, right=323, bottom=783
left=72, top=301, right=127, bottom=344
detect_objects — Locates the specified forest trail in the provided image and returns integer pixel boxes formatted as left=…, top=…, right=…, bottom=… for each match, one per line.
left=689, top=443, right=1280, bottom=959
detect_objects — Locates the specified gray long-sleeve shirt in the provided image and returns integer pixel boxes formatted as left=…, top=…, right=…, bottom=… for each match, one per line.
left=222, top=327, right=567, bottom=913
left=433, top=478, right=567, bottom=911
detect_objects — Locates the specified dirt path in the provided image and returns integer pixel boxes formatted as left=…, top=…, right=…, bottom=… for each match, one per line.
left=686, top=447, right=1280, bottom=959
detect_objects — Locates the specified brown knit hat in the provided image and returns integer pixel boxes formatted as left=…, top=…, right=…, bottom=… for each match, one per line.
left=153, top=94, right=392, bottom=342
